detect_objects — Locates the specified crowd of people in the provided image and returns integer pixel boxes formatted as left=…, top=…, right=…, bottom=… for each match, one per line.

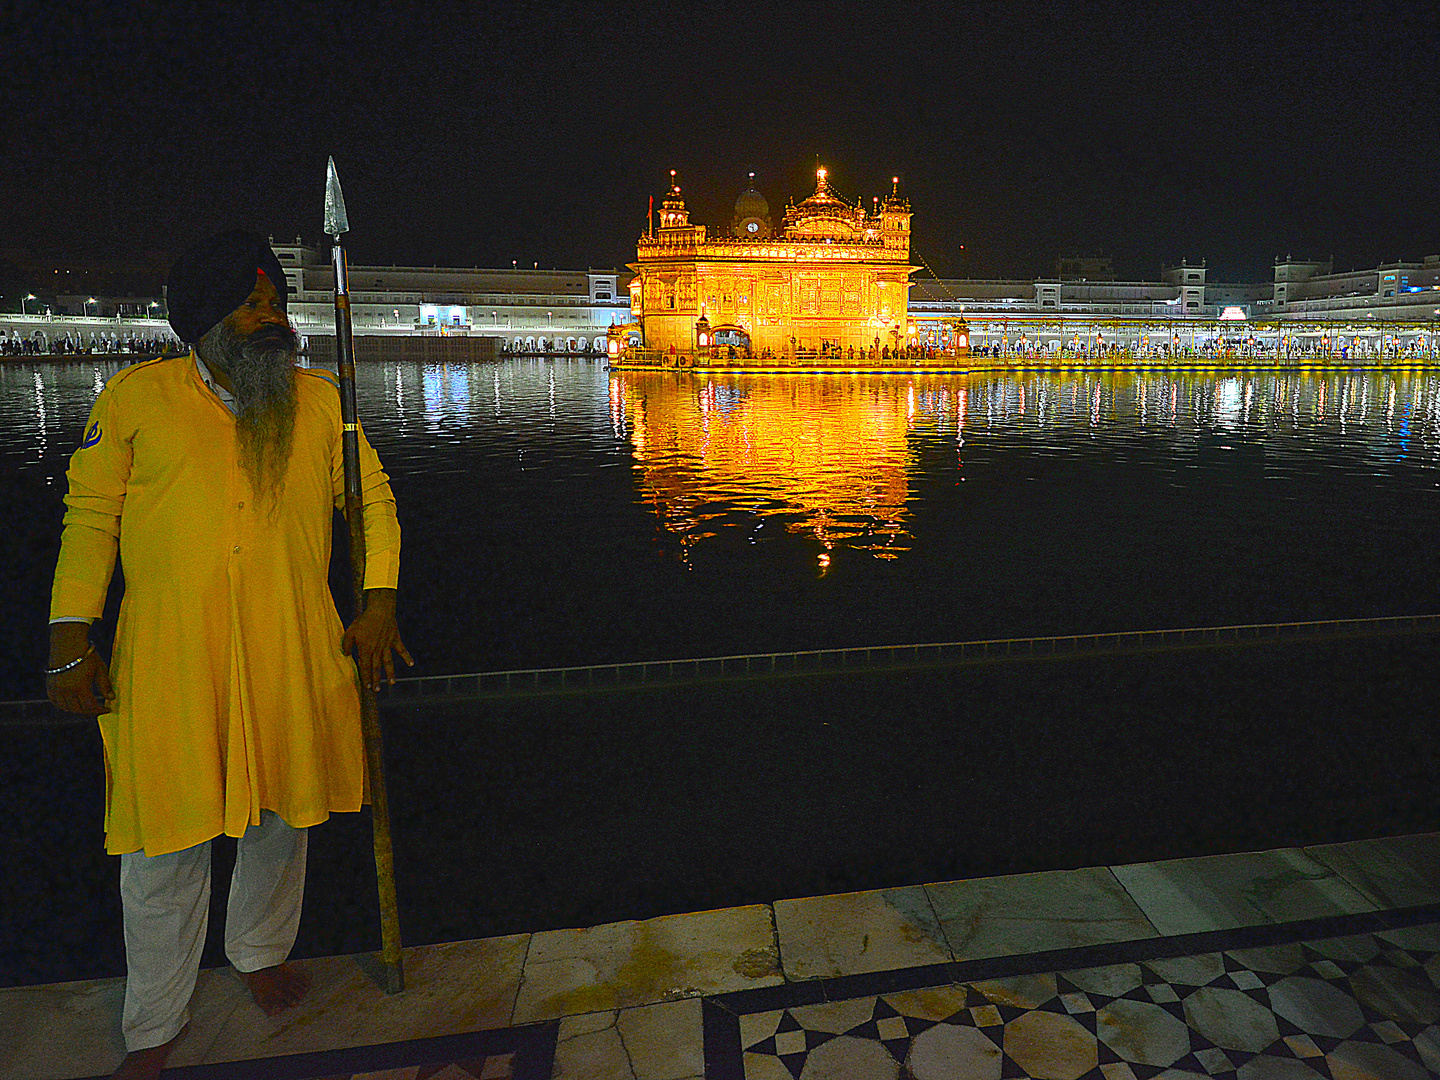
left=968, top=338, right=1436, bottom=362
left=648, top=335, right=1437, bottom=365
left=797, top=341, right=944, bottom=361
left=663, top=340, right=953, bottom=363
left=0, top=331, right=180, bottom=357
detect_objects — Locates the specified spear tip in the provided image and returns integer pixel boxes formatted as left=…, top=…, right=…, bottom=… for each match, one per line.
left=324, top=157, right=350, bottom=239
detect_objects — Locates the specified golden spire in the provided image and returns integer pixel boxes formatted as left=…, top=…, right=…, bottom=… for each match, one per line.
left=659, top=169, right=689, bottom=228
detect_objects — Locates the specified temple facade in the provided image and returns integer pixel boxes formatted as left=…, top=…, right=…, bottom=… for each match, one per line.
left=622, top=169, right=918, bottom=360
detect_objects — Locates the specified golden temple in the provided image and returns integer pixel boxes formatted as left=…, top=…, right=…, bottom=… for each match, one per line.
left=612, top=168, right=956, bottom=367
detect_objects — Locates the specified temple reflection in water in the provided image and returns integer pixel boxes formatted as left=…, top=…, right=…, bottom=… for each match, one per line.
left=611, top=371, right=918, bottom=562
left=610, top=366, right=1440, bottom=563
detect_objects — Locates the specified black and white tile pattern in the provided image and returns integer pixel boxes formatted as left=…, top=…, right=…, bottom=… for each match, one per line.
left=705, top=915, right=1440, bottom=1078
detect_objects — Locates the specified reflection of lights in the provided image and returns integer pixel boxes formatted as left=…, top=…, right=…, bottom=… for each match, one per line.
left=394, top=365, right=405, bottom=433
left=621, top=369, right=1440, bottom=561
left=621, top=372, right=914, bottom=556
left=33, top=371, right=47, bottom=459
left=817, top=553, right=830, bottom=567
left=1213, top=378, right=1243, bottom=426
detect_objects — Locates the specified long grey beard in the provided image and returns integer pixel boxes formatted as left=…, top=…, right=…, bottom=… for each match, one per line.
left=199, top=321, right=299, bottom=504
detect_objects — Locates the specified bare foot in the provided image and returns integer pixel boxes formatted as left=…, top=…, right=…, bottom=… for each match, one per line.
left=239, top=963, right=312, bottom=1016
left=110, top=1023, right=188, bottom=1079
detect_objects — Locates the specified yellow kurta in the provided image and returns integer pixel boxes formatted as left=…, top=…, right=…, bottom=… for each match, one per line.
left=50, top=354, right=401, bottom=856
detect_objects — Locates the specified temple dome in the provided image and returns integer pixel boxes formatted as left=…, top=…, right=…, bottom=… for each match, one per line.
left=794, top=171, right=845, bottom=212
left=783, top=168, right=865, bottom=239
left=733, top=175, right=772, bottom=239
left=735, top=187, right=769, bottom=220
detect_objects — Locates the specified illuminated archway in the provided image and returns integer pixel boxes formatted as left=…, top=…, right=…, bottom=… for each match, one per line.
left=710, top=324, right=752, bottom=356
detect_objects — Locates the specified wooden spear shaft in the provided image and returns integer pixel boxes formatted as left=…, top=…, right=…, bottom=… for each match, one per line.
left=331, top=230, right=405, bottom=995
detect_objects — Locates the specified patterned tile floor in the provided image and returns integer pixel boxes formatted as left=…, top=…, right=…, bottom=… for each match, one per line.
left=703, top=916, right=1440, bottom=1078
left=7, top=833, right=1440, bottom=1080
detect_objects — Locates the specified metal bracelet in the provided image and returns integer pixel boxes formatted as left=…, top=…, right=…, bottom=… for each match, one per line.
left=44, top=645, right=94, bottom=676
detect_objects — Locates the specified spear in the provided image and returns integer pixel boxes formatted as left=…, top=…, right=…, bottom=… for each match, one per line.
left=325, top=156, right=404, bottom=994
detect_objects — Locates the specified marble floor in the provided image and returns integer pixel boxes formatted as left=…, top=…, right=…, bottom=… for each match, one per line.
left=4, top=832, right=1440, bottom=1080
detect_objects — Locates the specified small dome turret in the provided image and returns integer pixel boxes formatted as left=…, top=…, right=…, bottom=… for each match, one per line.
left=657, top=169, right=690, bottom=230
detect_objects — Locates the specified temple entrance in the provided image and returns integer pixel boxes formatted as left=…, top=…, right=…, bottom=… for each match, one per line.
left=711, top=325, right=751, bottom=357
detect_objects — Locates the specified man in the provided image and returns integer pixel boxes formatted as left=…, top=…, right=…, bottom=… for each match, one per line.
left=45, top=230, right=412, bottom=1080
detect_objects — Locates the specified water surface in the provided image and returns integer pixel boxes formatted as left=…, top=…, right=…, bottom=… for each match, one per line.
left=4, top=359, right=1440, bottom=694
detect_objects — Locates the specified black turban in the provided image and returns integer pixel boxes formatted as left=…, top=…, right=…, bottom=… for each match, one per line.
left=166, top=230, right=289, bottom=343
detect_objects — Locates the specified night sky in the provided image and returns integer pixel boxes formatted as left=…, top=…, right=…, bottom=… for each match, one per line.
left=3, top=0, right=1437, bottom=289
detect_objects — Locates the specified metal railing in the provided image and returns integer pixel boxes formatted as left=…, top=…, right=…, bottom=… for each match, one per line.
left=5, top=613, right=1436, bottom=726
left=383, top=614, right=1440, bottom=706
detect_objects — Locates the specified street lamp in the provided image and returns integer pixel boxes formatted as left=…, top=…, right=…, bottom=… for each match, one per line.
left=22, top=293, right=35, bottom=315
left=85, top=297, right=97, bottom=317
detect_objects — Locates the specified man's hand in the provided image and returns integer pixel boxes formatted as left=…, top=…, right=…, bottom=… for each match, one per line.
left=341, top=588, right=414, bottom=692
left=46, top=623, right=114, bottom=715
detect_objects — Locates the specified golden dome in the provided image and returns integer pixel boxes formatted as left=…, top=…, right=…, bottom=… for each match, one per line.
left=783, top=167, right=866, bottom=239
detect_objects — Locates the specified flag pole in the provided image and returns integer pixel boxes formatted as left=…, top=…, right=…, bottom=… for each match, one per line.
left=325, top=156, right=404, bottom=995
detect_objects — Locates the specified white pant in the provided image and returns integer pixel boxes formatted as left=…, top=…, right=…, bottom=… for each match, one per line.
left=119, top=810, right=308, bottom=1052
